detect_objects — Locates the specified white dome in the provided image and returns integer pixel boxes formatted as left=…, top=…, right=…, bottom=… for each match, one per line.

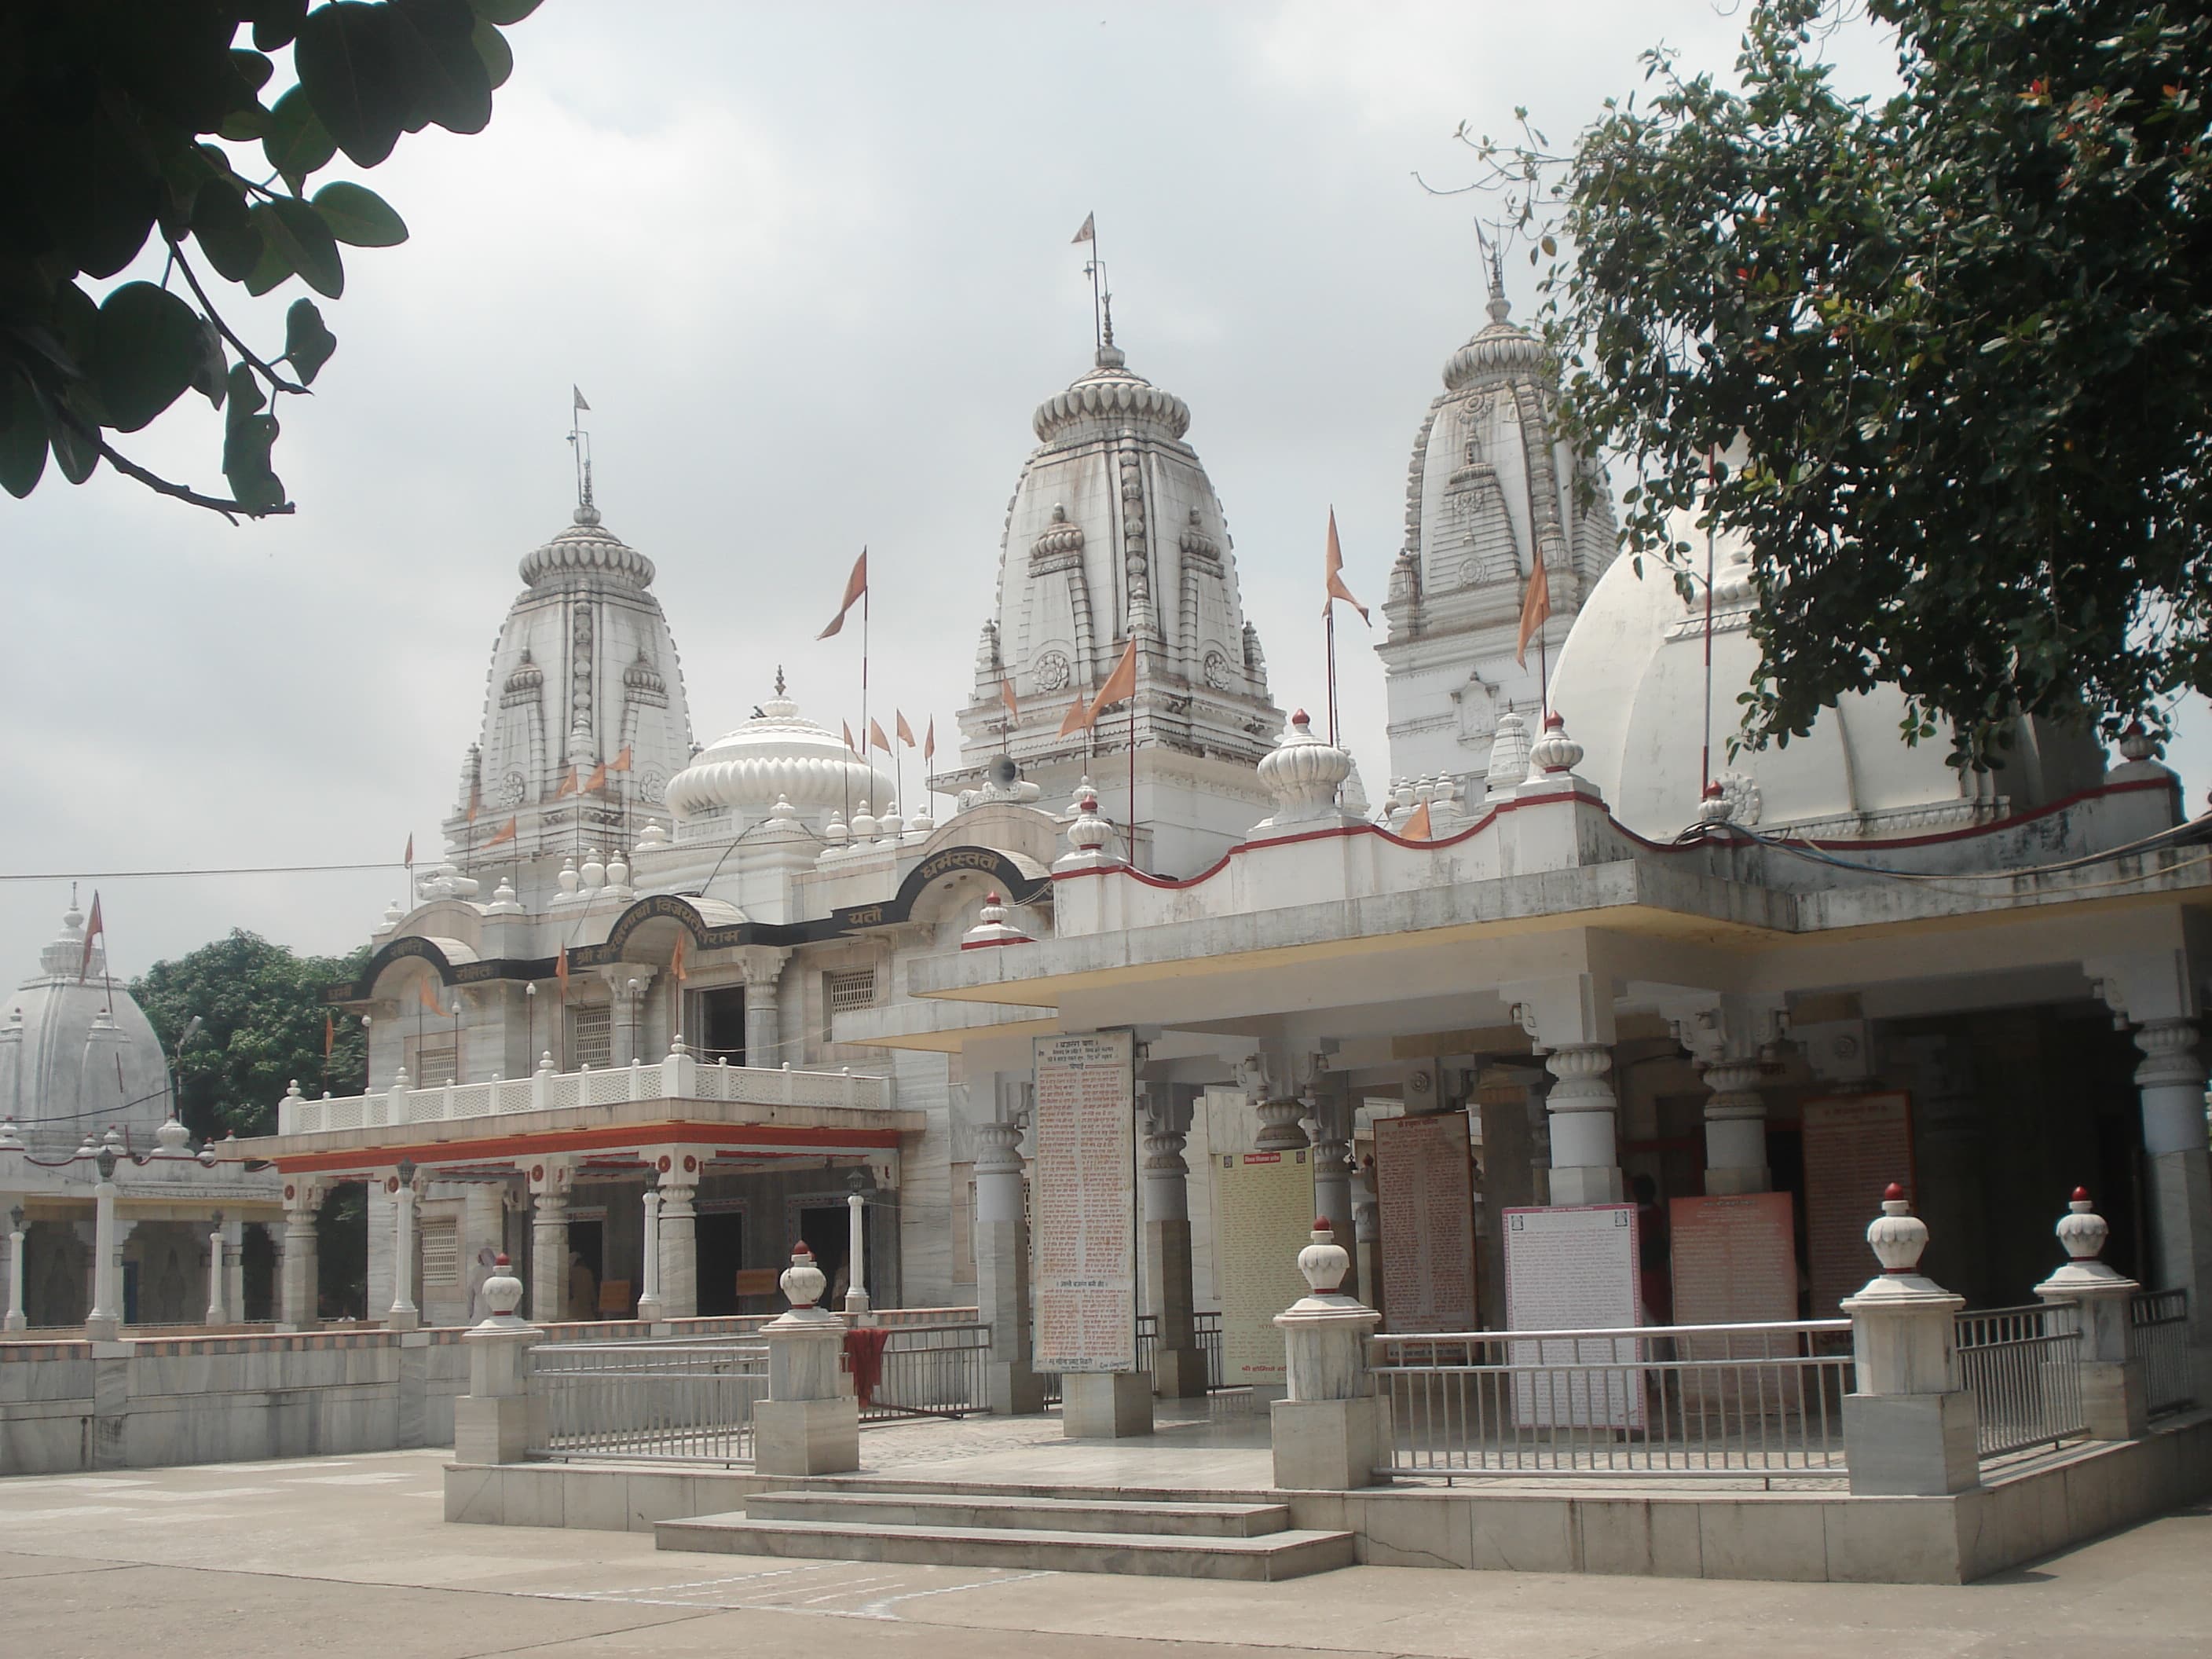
left=664, top=687, right=892, bottom=825
left=0, top=904, right=171, bottom=1152
left=1550, top=522, right=2104, bottom=840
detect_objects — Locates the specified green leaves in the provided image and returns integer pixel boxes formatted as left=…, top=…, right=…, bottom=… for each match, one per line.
left=284, top=299, right=340, bottom=384
left=223, top=364, right=287, bottom=514
left=253, top=197, right=346, bottom=298
left=312, top=181, right=408, bottom=247
left=91, top=281, right=205, bottom=432
left=0, top=368, right=48, bottom=500
left=264, top=86, right=339, bottom=185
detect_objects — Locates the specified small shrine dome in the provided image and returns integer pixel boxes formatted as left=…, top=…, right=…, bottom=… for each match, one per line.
left=663, top=679, right=892, bottom=826
left=1550, top=519, right=2107, bottom=840
left=0, top=902, right=172, bottom=1152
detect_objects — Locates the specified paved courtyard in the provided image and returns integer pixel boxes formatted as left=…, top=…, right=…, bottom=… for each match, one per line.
left=0, top=1449, right=2204, bottom=1657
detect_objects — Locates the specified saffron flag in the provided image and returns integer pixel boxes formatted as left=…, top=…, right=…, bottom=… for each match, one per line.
left=1514, top=554, right=1552, bottom=667
left=77, top=892, right=104, bottom=983
left=1062, top=636, right=1139, bottom=735
left=554, top=765, right=579, bottom=799
left=417, top=976, right=443, bottom=1015
left=895, top=710, right=917, bottom=748
left=485, top=815, right=518, bottom=848
left=999, top=676, right=1019, bottom=718
left=818, top=548, right=869, bottom=639
left=584, top=760, right=610, bottom=794
left=612, top=745, right=633, bottom=772
left=466, top=785, right=481, bottom=824
left=1323, top=507, right=1369, bottom=624
left=924, top=718, right=935, bottom=761
left=842, top=720, right=859, bottom=753
left=1072, top=211, right=1095, bottom=245
left=403, top=833, right=414, bottom=866
left=670, top=930, right=688, bottom=983
left=1401, top=801, right=1434, bottom=842
left=555, top=945, right=569, bottom=991
left=868, top=718, right=892, bottom=753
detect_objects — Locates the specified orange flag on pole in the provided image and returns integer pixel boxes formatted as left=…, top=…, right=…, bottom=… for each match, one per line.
left=584, top=760, right=610, bottom=794
left=842, top=720, right=859, bottom=753
left=1401, top=800, right=1434, bottom=842
left=465, top=784, right=481, bottom=824
left=670, top=931, right=688, bottom=983
left=818, top=549, right=869, bottom=639
left=76, top=892, right=104, bottom=983
left=1062, top=636, right=1139, bottom=735
left=417, top=976, right=443, bottom=1015
left=1514, top=555, right=1552, bottom=667
left=485, top=815, right=518, bottom=848
left=895, top=711, right=916, bottom=748
left=403, top=833, right=414, bottom=866
left=612, top=745, right=633, bottom=772
left=923, top=718, right=935, bottom=761
left=555, top=945, right=569, bottom=992
left=999, top=676, right=1019, bottom=718
left=555, top=765, right=580, bottom=799
left=1323, top=507, right=1369, bottom=624
left=868, top=718, right=892, bottom=753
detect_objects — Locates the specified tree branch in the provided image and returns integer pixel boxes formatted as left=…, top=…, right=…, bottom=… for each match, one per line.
left=95, top=437, right=295, bottom=521
left=163, top=235, right=311, bottom=397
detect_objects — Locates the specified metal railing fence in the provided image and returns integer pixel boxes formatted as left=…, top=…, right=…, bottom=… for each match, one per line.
left=2129, top=1289, right=2192, bottom=1417
left=1135, top=1311, right=1227, bottom=1391
left=1954, top=1303, right=2085, bottom=1459
left=859, top=1321, right=991, bottom=1422
left=1373, top=1320, right=1852, bottom=1480
left=529, top=1338, right=767, bottom=1464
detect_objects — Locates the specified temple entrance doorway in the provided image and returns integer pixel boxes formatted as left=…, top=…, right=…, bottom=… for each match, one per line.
left=695, top=1209, right=744, bottom=1316
left=694, top=986, right=746, bottom=1066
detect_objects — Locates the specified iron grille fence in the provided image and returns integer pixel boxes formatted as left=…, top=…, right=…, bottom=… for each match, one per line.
left=859, top=1321, right=992, bottom=1422
left=2129, top=1289, right=2192, bottom=1417
left=1373, top=1320, right=1853, bottom=1480
left=1135, top=1311, right=1227, bottom=1391
left=1954, top=1303, right=2085, bottom=1459
left=529, top=1338, right=767, bottom=1464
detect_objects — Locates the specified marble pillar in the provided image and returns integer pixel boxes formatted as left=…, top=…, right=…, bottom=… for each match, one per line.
left=1543, top=1043, right=1624, bottom=1206
left=387, top=1177, right=420, bottom=1331
left=2133, top=1018, right=2212, bottom=1366
left=4, top=1210, right=25, bottom=1331
left=1700, top=1053, right=1773, bottom=1195
left=973, top=1115, right=1045, bottom=1414
left=742, top=949, right=790, bottom=1068
left=635, top=1188, right=664, bottom=1322
left=529, top=1184, right=569, bottom=1324
left=279, top=1184, right=320, bottom=1331
left=1309, top=1077, right=1357, bottom=1301
left=86, top=1163, right=120, bottom=1340
left=1141, top=1086, right=1204, bottom=1397
left=205, top=1216, right=228, bottom=1326
left=657, top=1170, right=698, bottom=1320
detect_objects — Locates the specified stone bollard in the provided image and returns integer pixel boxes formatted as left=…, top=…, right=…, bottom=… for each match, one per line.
left=1269, top=1220, right=1388, bottom=1491
left=2034, top=1188, right=2147, bottom=1441
left=1840, top=1185, right=1979, bottom=1496
left=753, top=1243, right=860, bottom=1477
left=454, top=1255, right=544, bottom=1465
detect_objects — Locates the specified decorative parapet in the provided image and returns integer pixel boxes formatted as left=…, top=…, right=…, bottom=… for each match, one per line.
left=276, top=1054, right=893, bottom=1137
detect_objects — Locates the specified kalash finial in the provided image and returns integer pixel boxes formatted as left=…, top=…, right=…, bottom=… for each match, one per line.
left=775, top=664, right=786, bottom=698
left=1477, top=222, right=1511, bottom=324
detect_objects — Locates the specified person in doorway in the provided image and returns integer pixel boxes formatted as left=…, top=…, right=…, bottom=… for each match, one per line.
left=565, top=1250, right=598, bottom=1322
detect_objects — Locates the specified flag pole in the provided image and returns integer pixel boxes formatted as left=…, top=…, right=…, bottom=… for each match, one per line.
left=1126, top=695, right=1137, bottom=868
left=1326, top=602, right=1339, bottom=749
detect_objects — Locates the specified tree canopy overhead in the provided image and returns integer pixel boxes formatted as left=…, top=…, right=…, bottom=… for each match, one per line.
left=132, top=929, right=368, bottom=1140
left=1491, top=0, right=2212, bottom=762
left=1, top=1, right=538, bottom=520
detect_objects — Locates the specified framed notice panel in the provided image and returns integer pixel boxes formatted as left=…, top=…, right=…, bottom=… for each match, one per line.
left=1214, top=1150, right=1315, bottom=1387
left=1802, top=1092, right=1915, bottom=1318
left=1030, top=1032, right=1138, bottom=1375
left=1669, top=1192, right=1799, bottom=1412
left=1375, top=1112, right=1478, bottom=1333
left=1502, top=1204, right=1645, bottom=1430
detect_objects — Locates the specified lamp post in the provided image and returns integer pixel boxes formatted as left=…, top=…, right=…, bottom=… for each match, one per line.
left=206, top=1208, right=228, bottom=1326
left=389, top=1157, right=420, bottom=1331
left=86, top=1144, right=121, bottom=1340
left=5, top=1202, right=25, bottom=1332
left=844, top=1168, right=871, bottom=1320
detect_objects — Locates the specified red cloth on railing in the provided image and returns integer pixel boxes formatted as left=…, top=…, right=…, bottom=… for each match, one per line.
left=844, top=1324, right=891, bottom=1405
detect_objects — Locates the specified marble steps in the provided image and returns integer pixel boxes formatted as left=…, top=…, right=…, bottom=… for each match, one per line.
left=657, top=1494, right=1356, bottom=1580
left=743, top=1489, right=1296, bottom=1537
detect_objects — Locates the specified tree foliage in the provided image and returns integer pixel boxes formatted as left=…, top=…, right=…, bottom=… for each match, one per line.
left=1, top=1, right=538, bottom=520
left=132, top=929, right=368, bottom=1140
left=1483, top=0, right=2212, bottom=760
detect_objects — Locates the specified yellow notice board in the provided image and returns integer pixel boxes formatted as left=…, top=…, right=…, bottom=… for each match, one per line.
left=1214, top=1150, right=1313, bottom=1386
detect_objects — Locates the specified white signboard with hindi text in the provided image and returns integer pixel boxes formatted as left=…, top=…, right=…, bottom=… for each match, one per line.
left=1214, top=1150, right=1314, bottom=1388
left=1502, top=1203, right=1645, bottom=1430
left=1031, top=1032, right=1137, bottom=1374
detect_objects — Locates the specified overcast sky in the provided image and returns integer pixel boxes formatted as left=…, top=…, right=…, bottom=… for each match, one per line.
left=5, top=2, right=2195, bottom=978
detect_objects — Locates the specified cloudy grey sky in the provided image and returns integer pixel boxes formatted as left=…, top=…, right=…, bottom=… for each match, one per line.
left=5, top=2, right=2192, bottom=977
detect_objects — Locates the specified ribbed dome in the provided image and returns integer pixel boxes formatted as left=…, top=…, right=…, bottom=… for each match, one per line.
left=518, top=504, right=657, bottom=588
left=1032, top=343, right=1191, bottom=442
left=1441, top=292, right=1547, bottom=390
left=664, top=690, right=892, bottom=822
left=1, top=905, right=171, bottom=1151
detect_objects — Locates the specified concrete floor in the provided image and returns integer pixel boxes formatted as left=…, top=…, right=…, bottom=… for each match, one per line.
left=0, top=1449, right=2205, bottom=1657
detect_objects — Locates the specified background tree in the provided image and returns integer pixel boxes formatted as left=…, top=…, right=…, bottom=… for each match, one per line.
left=132, top=929, right=368, bottom=1139
left=1, top=0, right=538, bottom=519
left=1481, top=0, right=2211, bottom=762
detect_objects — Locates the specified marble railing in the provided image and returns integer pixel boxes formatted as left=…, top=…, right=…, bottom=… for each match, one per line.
left=276, top=1051, right=892, bottom=1137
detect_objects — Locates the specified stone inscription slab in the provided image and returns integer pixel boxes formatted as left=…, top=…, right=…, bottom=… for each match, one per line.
left=1214, top=1151, right=1313, bottom=1386
left=1669, top=1192, right=1800, bottom=1410
left=1502, top=1204, right=1645, bottom=1430
left=1803, top=1092, right=1914, bottom=1318
left=1375, top=1112, right=1478, bottom=1333
left=1031, top=1031, right=1137, bottom=1374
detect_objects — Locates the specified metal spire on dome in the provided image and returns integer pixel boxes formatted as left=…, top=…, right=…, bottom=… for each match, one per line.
left=1477, top=222, right=1511, bottom=324
left=567, top=385, right=599, bottom=525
